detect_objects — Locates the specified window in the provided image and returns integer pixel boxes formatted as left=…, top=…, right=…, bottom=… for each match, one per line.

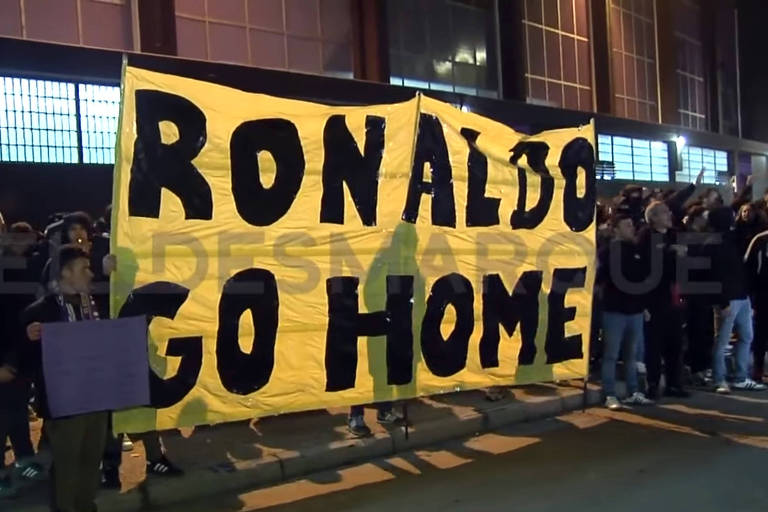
left=523, top=0, right=593, bottom=111
left=673, top=0, right=707, bottom=130
left=678, top=146, right=728, bottom=184
left=609, top=0, right=659, bottom=122
left=0, top=75, right=120, bottom=164
left=597, top=134, right=670, bottom=182
left=174, top=0, right=354, bottom=78
left=387, top=0, right=499, bottom=97
left=79, top=84, right=120, bottom=164
left=0, top=77, right=79, bottom=164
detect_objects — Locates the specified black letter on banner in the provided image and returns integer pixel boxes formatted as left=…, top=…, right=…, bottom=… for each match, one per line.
left=480, top=272, right=542, bottom=368
left=216, top=269, right=278, bottom=395
left=559, top=137, right=596, bottom=232
left=324, top=276, right=413, bottom=391
left=545, top=267, right=586, bottom=364
left=118, top=281, right=202, bottom=408
left=129, top=90, right=212, bottom=220
left=230, top=119, right=305, bottom=226
left=421, top=273, right=474, bottom=377
left=401, top=114, right=456, bottom=227
left=461, top=128, right=500, bottom=227
left=320, top=115, right=385, bottom=225
left=509, top=141, right=554, bottom=230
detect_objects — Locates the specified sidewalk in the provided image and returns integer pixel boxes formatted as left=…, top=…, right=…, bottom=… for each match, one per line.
left=11, top=381, right=602, bottom=512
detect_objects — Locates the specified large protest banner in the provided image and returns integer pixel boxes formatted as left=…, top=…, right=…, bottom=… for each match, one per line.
left=112, top=67, right=596, bottom=433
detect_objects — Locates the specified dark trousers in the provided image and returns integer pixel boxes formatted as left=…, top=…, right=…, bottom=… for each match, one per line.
left=103, top=416, right=163, bottom=472
left=0, top=404, right=35, bottom=468
left=753, top=296, right=768, bottom=379
left=645, top=306, right=684, bottom=390
left=46, top=411, right=108, bottom=512
left=350, top=402, right=392, bottom=418
left=686, top=299, right=715, bottom=374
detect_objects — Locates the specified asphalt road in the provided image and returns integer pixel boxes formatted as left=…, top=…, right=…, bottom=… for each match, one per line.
left=161, top=391, right=768, bottom=512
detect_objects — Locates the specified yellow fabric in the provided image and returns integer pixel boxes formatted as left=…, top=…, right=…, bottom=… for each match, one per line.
left=112, top=67, right=595, bottom=433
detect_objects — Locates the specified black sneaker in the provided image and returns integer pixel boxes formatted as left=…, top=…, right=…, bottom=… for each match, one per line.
left=15, top=461, right=45, bottom=483
left=101, top=466, right=121, bottom=489
left=347, top=416, right=372, bottom=438
left=146, top=456, right=184, bottom=477
left=647, top=384, right=660, bottom=400
left=376, top=410, right=405, bottom=426
left=664, top=386, right=691, bottom=398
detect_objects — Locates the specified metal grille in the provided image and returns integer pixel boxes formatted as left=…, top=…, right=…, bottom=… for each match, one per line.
left=79, top=84, right=120, bottom=164
left=0, top=77, right=79, bottom=163
left=0, top=75, right=120, bottom=165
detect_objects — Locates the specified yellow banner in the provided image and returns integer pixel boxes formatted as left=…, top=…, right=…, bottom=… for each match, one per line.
left=112, top=67, right=596, bottom=433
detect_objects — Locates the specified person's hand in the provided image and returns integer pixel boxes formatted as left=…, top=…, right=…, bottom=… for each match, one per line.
left=695, top=168, right=706, bottom=186
left=643, top=310, right=651, bottom=322
left=26, top=322, right=42, bottom=341
left=0, top=365, right=16, bottom=383
left=102, top=254, right=117, bottom=275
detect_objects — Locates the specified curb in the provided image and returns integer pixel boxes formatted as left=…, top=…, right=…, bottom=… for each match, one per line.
left=15, top=383, right=604, bottom=512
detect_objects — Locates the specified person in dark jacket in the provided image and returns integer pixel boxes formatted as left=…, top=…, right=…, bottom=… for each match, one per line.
left=679, top=206, right=716, bottom=386
left=637, top=201, right=690, bottom=399
left=0, top=222, right=45, bottom=497
left=708, top=207, right=766, bottom=393
left=745, top=228, right=768, bottom=382
left=22, top=245, right=109, bottom=512
left=734, top=202, right=768, bottom=256
left=597, top=214, right=655, bottom=409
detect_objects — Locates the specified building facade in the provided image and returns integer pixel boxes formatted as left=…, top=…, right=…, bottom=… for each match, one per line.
left=0, top=0, right=765, bottom=225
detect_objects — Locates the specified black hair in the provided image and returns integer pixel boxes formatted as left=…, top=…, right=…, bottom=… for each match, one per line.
left=61, top=212, right=93, bottom=243
left=56, top=245, right=90, bottom=276
left=9, top=222, right=34, bottom=234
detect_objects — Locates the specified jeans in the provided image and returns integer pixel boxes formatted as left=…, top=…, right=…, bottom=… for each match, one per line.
left=713, top=298, right=754, bottom=384
left=752, top=295, right=768, bottom=379
left=601, top=312, right=643, bottom=397
left=350, top=402, right=392, bottom=418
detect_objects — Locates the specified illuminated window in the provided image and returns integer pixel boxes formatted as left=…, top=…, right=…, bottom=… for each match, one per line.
left=79, top=84, right=120, bottom=164
left=0, top=75, right=120, bottom=164
left=0, top=77, right=79, bottom=163
left=598, top=134, right=669, bottom=182
left=678, top=146, right=728, bottom=184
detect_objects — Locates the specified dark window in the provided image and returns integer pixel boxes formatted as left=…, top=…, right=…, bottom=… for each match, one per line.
left=609, top=0, right=659, bottom=123
left=523, top=0, right=593, bottom=111
left=387, top=0, right=500, bottom=98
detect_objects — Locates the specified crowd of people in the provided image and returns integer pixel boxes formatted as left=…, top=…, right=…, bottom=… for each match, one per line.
left=596, top=169, right=768, bottom=409
left=1, top=170, right=768, bottom=510
left=0, top=208, right=182, bottom=511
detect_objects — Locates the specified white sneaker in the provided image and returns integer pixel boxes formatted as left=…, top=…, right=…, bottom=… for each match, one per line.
left=636, top=362, right=647, bottom=374
left=604, top=396, right=622, bottom=410
left=732, top=379, right=767, bottom=391
left=623, top=392, right=655, bottom=406
left=715, top=382, right=731, bottom=394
